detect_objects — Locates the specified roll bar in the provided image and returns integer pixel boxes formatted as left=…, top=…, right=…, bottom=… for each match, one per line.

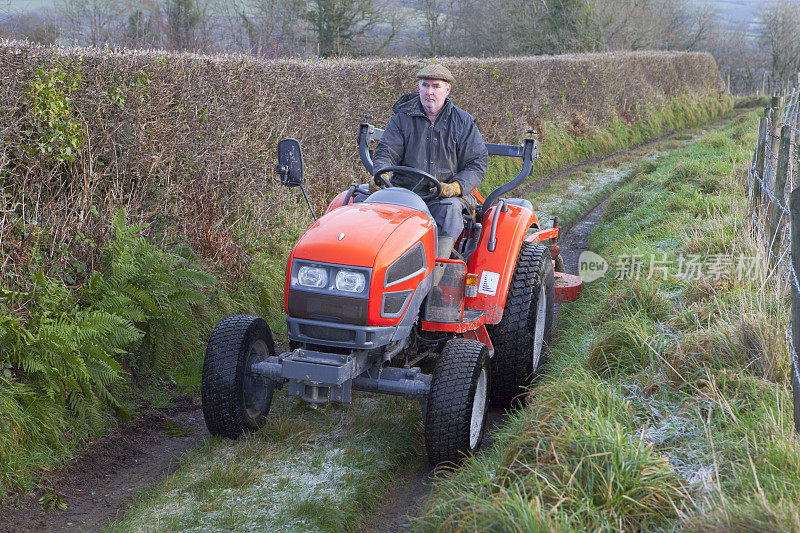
left=479, top=137, right=537, bottom=220
left=358, top=123, right=538, bottom=220
left=358, top=123, right=382, bottom=175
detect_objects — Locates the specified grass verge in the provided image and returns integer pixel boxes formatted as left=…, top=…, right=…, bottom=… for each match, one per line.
left=414, top=110, right=800, bottom=530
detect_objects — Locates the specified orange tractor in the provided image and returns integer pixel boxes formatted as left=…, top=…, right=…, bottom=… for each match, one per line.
left=201, top=124, right=582, bottom=465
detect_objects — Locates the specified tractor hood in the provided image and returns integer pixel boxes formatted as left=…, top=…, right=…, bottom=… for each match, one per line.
left=285, top=192, right=437, bottom=330
left=291, top=202, right=435, bottom=268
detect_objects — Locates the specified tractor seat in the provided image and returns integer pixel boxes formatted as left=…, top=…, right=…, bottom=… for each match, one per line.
left=364, top=187, right=433, bottom=218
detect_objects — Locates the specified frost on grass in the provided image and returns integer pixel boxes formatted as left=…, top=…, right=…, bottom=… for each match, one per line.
left=621, top=380, right=716, bottom=496
left=533, top=159, right=653, bottom=225
left=131, top=445, right=364, bottom=531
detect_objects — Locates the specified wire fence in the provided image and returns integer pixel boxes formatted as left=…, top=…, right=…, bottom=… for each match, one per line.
left=748, top=89, right=800, bottom=432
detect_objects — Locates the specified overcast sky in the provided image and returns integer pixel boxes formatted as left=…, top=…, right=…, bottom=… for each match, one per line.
left=0, top=0, right=768, bottom=28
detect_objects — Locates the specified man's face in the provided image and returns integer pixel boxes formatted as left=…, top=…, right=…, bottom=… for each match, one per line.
left=418, top=78, right=451, bottom=117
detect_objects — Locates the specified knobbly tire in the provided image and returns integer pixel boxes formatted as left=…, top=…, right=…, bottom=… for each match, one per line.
left=425, top=338, right=490, bottom=466
left=202, top=315, right=275, bottom=438
left=487, top=242, right=555, bottom=407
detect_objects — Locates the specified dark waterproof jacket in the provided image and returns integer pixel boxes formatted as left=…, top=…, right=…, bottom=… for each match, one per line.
left=372, top=93, right=488, bottom=209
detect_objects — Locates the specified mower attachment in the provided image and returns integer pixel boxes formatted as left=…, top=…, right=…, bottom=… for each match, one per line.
left=555, top=272, right=583, bottom=303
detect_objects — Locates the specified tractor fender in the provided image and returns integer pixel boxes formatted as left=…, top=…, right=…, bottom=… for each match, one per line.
left=466, top=202, right=539, bottom=324
left=324, top=190, right=349, bottom=214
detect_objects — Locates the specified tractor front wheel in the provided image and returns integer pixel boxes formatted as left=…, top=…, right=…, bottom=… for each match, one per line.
left=202, top=315, right=275, bottom=438
left=487, top=242, right=555, bottom=407
left=424, top=338, right=490, bottom=466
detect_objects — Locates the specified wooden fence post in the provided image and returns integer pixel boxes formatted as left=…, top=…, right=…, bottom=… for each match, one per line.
left=790, top=187, right=800, bottom=433
left=794, top=89, right=800, bottom=128
left=752, top=116, right=768, bottom=211
left=771, top=125, right=793, bottom=260
left=769, top=97, right=783, bottom=190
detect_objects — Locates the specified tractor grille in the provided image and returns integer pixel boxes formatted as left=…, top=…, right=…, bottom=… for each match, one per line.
left=298, top=324, right=356, bottom=343
left=288, top=289, right=368, bottom=325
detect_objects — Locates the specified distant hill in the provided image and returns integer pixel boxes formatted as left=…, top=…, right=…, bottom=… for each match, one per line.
left=708, top=0, right=761, bottom=30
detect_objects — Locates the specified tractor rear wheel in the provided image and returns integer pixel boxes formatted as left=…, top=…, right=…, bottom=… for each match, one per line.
left=487, top=242, right=554, bottom=407
left=202, top=315, right=275, bottom=438
left=424, top=338, right=490, bottom=466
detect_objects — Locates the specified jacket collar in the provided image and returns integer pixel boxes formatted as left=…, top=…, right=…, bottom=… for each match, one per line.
left=392, top=93, right=453, bottom=122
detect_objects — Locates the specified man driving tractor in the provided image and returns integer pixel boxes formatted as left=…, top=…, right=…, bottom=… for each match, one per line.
left=369, top=64, right=489, bottom=264
left=202, top=63, right=583, bottom=467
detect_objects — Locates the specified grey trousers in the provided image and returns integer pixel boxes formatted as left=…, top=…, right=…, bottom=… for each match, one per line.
left=426, top=197, right=467, bottom=240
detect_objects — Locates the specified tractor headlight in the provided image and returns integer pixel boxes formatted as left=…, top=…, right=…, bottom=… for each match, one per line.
left=297, top=265, right=329, bottom=288
left=335, top=270, right=366, bottom=293
left=291, top=260, right=371, bottom=296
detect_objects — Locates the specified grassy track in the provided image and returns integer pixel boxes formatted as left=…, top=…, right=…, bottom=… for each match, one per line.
left=107, top=394, right=423, bottom=532
left=103, top=112, right=751, bottom=532
left=414, top=111, right=800, bottom=530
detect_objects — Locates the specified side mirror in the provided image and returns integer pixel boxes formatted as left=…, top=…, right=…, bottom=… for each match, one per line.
left=276, top=138, right=304, bottom=187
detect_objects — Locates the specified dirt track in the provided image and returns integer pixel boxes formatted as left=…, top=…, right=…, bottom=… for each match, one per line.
left=0, top=400, right=207, bottom=533
left=0, top=112, right=746, bottom=532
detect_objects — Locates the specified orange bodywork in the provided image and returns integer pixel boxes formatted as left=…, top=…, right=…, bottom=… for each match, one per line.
left=324, top=190, right=351, bottom=214
left=291, top=190, right=580, bottom=334
left=464, top=203, right=539, bottom=324
left=285, top=203, right=435, bottom=326
left=555, top=272, right=583, bottom=303
left=526, top=226, right=558, bottom=243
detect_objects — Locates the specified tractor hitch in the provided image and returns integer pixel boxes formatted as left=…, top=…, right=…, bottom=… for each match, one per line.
left=250, top=348, right=432, bottom=405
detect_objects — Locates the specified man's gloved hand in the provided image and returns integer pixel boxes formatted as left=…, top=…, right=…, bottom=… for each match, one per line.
left=440, top=180, right=462, bottom=198
left=369, top=173, right=392, bottom=194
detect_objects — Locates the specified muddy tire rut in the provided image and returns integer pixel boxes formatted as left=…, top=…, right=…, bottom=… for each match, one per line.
left=0, top=400, right=207, bottom=533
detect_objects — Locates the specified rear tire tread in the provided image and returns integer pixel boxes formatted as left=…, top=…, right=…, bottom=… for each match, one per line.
left=487, top=242, right=554, bottom=407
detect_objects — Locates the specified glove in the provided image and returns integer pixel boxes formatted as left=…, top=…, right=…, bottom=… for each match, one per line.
left=440, top=180, right=462, bottom=198
left=369, top=173, right=392, bottom=194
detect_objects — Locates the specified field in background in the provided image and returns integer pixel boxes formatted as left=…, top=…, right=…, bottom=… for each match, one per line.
left=0, top=43, right=731, bottom=499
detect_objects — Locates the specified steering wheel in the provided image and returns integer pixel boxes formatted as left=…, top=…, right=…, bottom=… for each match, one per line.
left=372, top=166, right=442, bottom=202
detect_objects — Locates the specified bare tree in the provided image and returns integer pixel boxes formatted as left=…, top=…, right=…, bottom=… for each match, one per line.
left=217, top=0, right=306, bottom=57
left=758, top=0, right=800, bottom=82
left=0, top=10, right=57, bottom=44
left=124, top=2, right=160, bottom=48
left=413, top=0, right=460, bottom=56
left=504, top=0, right=598, bottom=54
left=56, top=0, right=128, bottom=45
left=586, top=0, right=718, bottom=52
left=300, top=0, right=396, bottom=57
left=163, top=0, right=200, bottom=49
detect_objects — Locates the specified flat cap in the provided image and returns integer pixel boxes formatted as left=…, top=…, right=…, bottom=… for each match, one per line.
left=416, top=64, right=454, bottom=84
